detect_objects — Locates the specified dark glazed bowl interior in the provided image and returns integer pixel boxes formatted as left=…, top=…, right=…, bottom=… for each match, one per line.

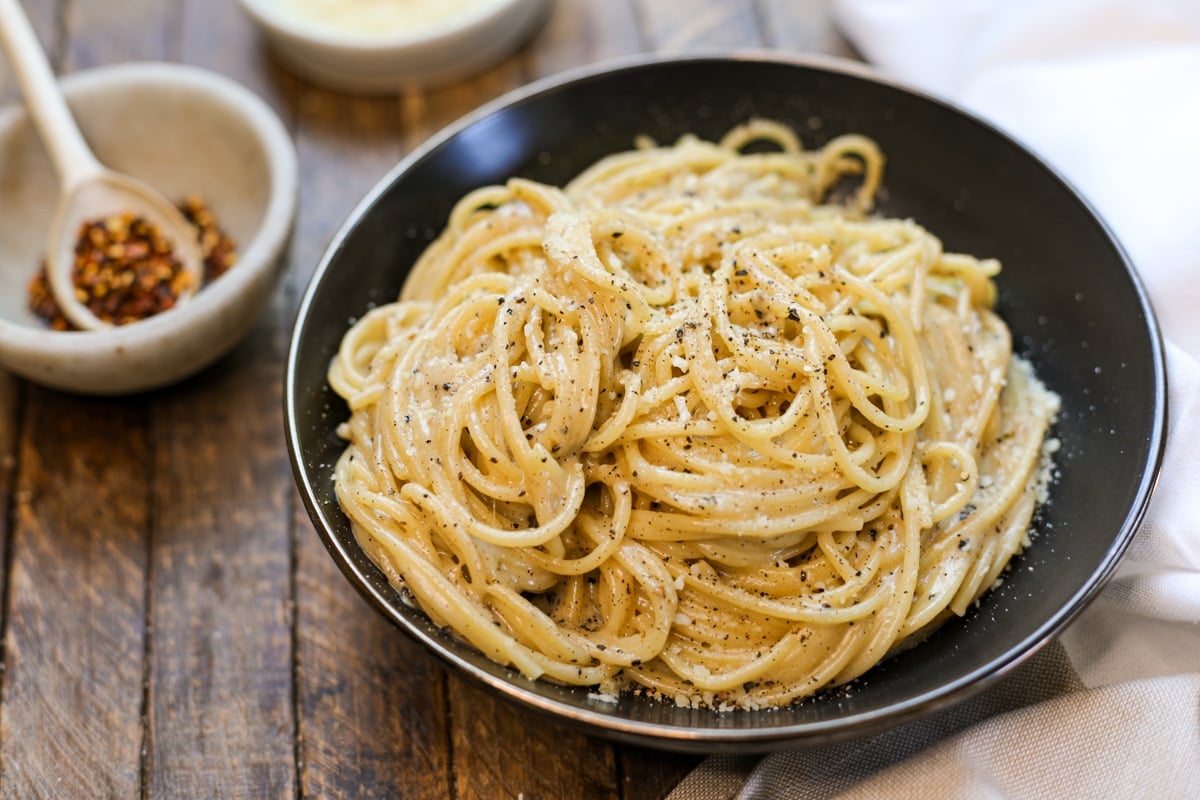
left=285, top=54, right=1166, bottom=752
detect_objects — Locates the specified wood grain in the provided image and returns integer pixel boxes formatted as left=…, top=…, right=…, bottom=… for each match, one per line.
left=0, top=391, right=150, bottom=799
left=0, top=374, right=17, bottom=572
left=448, top=680, right=621, bottom=800
left=180, top=0, right=295, bottom=116
left=295, top=505, right=452, bottom=800
left=634, top=0, right=763, bottom=52
left=526, top=0, right=644, bottom=78
left=285, top=88, right=458, bottom=793
left=287, top=80, right=457, bottom=800
left=62, top=0, right=178, bottom=69
left=145, top=321, right=295, bottom=800
left=757, top=0, right=859, bottom=58
left=417, top=54, right=526, bottom=141
left=133, top=1, right=292, bottom=796
left=0, top=0, right=56, bottom=105
left=0, top=374, right=19, bottom=751
left=285, top=88, right=405, bottom=294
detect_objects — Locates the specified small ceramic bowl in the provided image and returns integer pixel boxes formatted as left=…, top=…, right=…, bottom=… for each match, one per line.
left=0, top=62, right=297, bottom=395
left=236, top=0, right=551, bottom=93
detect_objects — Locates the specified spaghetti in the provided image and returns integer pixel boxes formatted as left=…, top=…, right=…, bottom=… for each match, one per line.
left=329, top=120, right=1060, bottom=709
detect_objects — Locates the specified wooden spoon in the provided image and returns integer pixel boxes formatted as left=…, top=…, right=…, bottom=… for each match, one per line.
left=0, top=0, right=203, bottom=330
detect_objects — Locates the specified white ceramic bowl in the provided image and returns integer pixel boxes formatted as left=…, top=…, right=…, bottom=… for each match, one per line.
left=237, top=0, right=550, bottom=93
left=0, top=62, right=297, bottom=395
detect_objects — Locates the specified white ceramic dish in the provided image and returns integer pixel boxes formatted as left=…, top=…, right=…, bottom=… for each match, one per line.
left=237, top=0, right=551, bottom=93
left=0, top=62, right=298, bottom=395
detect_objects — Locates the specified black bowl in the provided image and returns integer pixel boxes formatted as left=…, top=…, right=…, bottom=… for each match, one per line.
left=285, top=53, right=1166, bottom=752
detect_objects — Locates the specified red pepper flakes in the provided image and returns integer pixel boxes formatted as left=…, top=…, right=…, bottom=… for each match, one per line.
left=27, top=196, right=238, bottom=330
left=179, top=194, right=238, bottom=282
left=27, top=264, right=71, bottom=331
left=72, top=212, right=191, bottom=326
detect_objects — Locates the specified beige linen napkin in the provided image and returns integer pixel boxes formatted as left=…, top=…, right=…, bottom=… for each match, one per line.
left=673, top=1, right=1200, bottom=796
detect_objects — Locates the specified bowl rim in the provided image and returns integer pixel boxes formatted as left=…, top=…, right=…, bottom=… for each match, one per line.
left=0, top=61, right=298, bottom=363
left=285, top=49, right=1169, bottom=749
left=236, top=0, right=527, bottom=49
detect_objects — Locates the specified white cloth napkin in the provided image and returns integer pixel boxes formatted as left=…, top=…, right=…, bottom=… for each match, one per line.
left=673, top=1, right=1200, bottom=796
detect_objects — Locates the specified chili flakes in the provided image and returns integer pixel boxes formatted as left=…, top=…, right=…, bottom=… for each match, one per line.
left=27, top=196, right=238, bottom=330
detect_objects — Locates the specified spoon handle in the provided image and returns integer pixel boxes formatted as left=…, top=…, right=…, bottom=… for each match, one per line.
left=0, top=0, right=102, bottom=184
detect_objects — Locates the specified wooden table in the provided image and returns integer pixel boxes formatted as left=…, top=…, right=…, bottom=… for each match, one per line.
left=0, top=1, right=854, bottom=797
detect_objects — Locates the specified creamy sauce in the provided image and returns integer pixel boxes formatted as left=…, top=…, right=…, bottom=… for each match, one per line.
left=273, top=0, right=494, bottom=36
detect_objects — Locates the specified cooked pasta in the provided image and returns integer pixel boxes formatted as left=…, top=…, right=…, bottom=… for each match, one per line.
left=328, top=120, right=1060, bottom=709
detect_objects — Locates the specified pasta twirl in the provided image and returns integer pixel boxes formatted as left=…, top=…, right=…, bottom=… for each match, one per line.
left=328, top=120, right=1060, bottom=709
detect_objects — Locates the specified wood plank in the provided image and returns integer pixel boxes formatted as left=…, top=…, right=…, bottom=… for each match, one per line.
left=0, top=0, right=56, bottom=104
left=448, top=680, right=620, bottom=800
left=0, top=372, right=20, bottom=672
left=62, top=0, right=179, bottom=68
left=0, top=372, right=17, bottom=545
left=526, top=0, right=644, bottom=78
left=294, top=503, right=452, bottom=800
left=180, top=0, right=295, bottom=116
left=0, top=373, right=15, bottom=795
left=145, top=321, right=296, bottom=799
left=634, top=0, right=763, bottom=51
left=285, top=88, right=407, bottom=294
left=619, top=750, right=705, bottom=800
left=416, top=55, right=526, bottom=142
left=756, top=0, right=859, bottom=58
left=140, top=1, right=296, bottom=796
left=284, top=88, right=457, bottom=800
left=0, top=390, right=150, bottom=799
left=285, top=82, right=455, bottom=799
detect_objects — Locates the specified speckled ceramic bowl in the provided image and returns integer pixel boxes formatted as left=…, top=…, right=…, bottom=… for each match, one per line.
left=0, top=62, right=297, bottom=395
left=286, top=54, right=1166, bottom=751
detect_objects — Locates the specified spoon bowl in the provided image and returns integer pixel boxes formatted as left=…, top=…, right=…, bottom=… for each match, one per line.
left=46, top=168, right=207, bottom=329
